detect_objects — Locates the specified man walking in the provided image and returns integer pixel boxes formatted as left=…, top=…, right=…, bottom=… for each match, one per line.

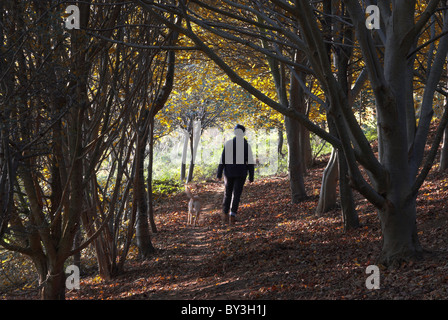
left=217, top=124, right=255, bottom=225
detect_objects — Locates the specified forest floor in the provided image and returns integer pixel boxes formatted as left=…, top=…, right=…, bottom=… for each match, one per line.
left=2, top=153, right=448, bottom=300
left=63, top=157, right=448, bottom=300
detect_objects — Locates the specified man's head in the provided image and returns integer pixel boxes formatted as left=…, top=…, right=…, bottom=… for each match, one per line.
left=234, top=124, right=246, bottom=137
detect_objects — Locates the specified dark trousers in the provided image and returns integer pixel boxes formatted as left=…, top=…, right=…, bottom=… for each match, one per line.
left=223, top=176, right=246, bottom=215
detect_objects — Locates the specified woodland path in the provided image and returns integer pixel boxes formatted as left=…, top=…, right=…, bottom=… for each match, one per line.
left=63, top=163, right=448, bottom=300
left=140, top=182, right=257, bottom=300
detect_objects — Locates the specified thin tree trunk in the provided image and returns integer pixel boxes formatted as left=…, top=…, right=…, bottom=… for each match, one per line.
left=301, top=126, right=312, bottom=171
left=338, top=150, right=359, bottom=230
left=316, top=148, right=338, bottom=214
left=277, top=127, right=285, bottom=158
left=285, top=115, right=307, bottom=203
left=187, top=134, right=195, bottom=183
left=285, top=52, right=308, bottom=203
left=181, top=128, right=189, bottom=181
left=135, top=132, right=155, bottom=259
left=439, top=123, right=448, bottom=172
left=81, top=206, right=113, bottom=280
left=147, top=118, right=157, bottom=233
left=187, top=121, right=201, bottom=183
left=440, top=68, right=448, bottom=172
left=73, top=229, right=81, bottom=271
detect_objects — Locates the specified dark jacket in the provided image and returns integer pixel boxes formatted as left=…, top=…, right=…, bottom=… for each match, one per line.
left=217, top=136, right=255, bottom=182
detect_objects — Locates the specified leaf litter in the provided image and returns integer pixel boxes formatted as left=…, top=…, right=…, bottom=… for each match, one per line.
left=63, top=155, right=448, bottom=300
left=2, top=154, right=448, bottom=300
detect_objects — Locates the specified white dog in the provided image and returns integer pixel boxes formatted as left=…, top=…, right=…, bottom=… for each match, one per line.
left=185, top=185, right=201, bottom=226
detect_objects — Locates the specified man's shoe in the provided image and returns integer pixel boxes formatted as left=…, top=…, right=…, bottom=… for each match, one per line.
left=229, top=214, right=236, bottom=225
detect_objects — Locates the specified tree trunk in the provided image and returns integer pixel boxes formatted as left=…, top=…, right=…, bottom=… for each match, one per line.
left=439, top=124, right=448, bottom=172
left=277, top=127, right=285, bottom=158
left=262, top=38, right=308, bottom=202
left=301, top=125, right=312, bottom=173
left=285, top=115, right=307, bottom=203
left=378, top=198, right=422, bottom=266
left=180, top=128, right=189, bottom=181
left=41, top=270, right=66, bottom=300
left=316, top=148, right=338, bottom=214
left=135, top=195, right=155, bottom=259
left=147, top=118, right=157, bottom=233
left=73, top=229, right=81, bottom=271
left=187, top=134, right=195, bottom=183
left=80, top=200, right=113, bottom=280
left=187, top=121, right=201, bottom=183
left=440, top=68, right=448, bottom=172
left=95, top=236, right=113, bottom=280
left=338, top=150, right=359, bottom=230
left=135, top=132, right=155, bottom=259
left=285, top=52, right=308, bottom=203
left=316, top=148, right=359, bottom=229
left=34, top=257, right=66, bottom=300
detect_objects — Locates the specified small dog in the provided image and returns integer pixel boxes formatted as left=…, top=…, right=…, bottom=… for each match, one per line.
left=185, top=184, right=201, bottom=226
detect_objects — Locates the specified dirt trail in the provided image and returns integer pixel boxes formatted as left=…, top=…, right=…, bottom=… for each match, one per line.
left=132, top=182, right=248, bottom=300
left=61, top=170, right=448, bottom=300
